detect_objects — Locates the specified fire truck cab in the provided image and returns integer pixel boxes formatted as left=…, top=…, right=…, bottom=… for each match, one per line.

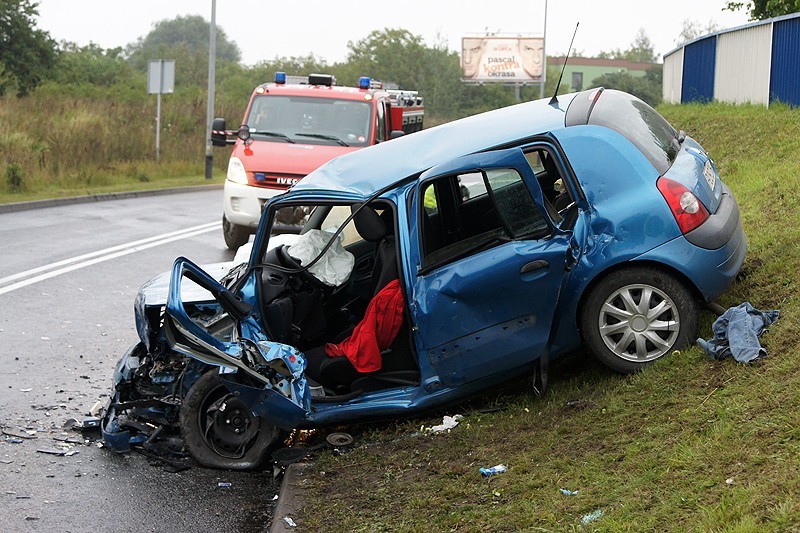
left=212, top=73, right=424, bottom=250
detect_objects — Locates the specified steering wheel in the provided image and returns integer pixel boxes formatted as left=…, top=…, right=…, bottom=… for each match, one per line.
left=277, top=245, right=329, bottom=290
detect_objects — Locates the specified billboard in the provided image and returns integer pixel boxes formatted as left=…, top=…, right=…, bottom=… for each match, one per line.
left=461, top=37, right=544, bottom=82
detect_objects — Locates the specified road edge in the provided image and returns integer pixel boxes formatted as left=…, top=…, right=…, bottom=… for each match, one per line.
left=0, top=184, right=223, bottom=214
left=270, top=462, right=313, bottom=532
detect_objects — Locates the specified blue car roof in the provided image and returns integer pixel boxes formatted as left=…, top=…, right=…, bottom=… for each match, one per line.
left=290, top=93, right=578, bottom=197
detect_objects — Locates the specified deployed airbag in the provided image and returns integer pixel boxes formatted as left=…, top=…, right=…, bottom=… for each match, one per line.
left=288, top=229, right=355, bottom=286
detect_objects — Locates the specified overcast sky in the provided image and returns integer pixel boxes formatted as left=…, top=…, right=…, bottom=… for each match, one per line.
left=36, top=0, right=751, bottom=64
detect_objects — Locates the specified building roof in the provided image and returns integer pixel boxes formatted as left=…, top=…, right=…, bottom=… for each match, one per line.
left=664, top=11, right=800, bottom=58
left=548, top=56, right=657, bottom=71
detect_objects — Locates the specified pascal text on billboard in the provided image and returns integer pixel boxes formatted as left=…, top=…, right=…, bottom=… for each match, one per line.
left=461, top=37, right=544, bottom=83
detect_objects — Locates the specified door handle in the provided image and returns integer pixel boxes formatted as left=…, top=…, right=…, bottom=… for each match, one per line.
left=520, top=259, right=549, bottom=275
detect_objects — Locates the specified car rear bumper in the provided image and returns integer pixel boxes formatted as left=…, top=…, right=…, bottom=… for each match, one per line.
left=635, top=203, right=747, bottom=302
left=223, top=180, right=283, bottom=228
left=685, top=183, right=739, bottom=250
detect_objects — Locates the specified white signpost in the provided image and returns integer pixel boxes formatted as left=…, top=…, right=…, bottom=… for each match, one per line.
left=147, top=59, right=175, bottom=161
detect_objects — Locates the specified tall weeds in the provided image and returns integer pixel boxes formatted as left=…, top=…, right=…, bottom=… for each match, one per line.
left=0, top=87, right=242, bottom=195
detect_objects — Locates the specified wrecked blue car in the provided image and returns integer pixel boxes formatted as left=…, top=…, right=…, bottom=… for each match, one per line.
left=103, top=88, right=746, bottom=469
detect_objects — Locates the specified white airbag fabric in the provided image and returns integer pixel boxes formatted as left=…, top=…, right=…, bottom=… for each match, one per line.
left=287, top=229, right=355, bottom=286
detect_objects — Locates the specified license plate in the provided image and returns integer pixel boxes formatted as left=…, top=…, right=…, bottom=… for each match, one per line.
left=703, top=160, right=716, bottom=190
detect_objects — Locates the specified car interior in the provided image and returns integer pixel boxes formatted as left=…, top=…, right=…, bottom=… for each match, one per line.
left=250, top=148, right=575, bottom=399
left=256, top=200, right=420, bottom=398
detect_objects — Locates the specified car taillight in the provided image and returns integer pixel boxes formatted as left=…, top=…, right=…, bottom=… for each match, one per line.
left=657, top=177, right=709, bottom=234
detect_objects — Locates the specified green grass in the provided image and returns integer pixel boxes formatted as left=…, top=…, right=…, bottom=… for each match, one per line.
left=0, top=169, right=222, bottom=205
left=295, top=102, right=800, bottom=531
left=0, top=91, right=234, bottom=203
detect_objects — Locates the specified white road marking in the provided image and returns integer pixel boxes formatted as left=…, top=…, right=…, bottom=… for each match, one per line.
left=0, top=221, right=220, bottom=295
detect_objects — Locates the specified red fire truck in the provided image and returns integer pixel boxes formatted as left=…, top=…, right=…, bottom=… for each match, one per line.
left=212, top=73, right=424, bottom=249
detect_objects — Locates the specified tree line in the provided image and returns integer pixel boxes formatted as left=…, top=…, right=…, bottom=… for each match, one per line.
left=4, top=1, right=797, bottom=113
left=3, top=1, right=667, bottom=118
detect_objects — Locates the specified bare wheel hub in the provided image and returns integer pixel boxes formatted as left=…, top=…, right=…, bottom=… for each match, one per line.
left=203, top=393, right=260, bottom=458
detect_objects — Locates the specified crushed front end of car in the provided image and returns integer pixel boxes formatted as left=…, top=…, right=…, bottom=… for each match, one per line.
left=102, top=260, right=310, bottom=469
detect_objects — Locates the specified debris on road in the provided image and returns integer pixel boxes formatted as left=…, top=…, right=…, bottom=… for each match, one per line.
left=63, top=417, right=101, bottom=431
left=217, top=482, right=232, bottom=488
left=53, top=435, right=84, bottom=444
left=2, top=429, right=37, bottom=440
left=36, top=448, right=79, bottom=457
left=283, top=516, right=297, bottom=527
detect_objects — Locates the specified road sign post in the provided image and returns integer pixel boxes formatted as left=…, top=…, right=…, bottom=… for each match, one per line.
left=147, top=60, right=175, bottom=162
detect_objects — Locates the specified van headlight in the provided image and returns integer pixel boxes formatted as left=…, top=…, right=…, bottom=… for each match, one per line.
left=226, top=157, right=248, bottom=185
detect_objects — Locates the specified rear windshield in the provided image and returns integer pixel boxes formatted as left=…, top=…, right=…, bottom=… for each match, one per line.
left=586, top=90, right=679, bottom=175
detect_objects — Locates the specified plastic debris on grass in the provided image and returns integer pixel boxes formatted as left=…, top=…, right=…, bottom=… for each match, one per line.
left=429, top=414, right=463, bottom=433
left=479, top=464, right=507, bottom=477
left=283, top=516, right=297, bottom=527
left=582, top=509, right=603, bottom=524
left=560, top=488, right=579, bottom=496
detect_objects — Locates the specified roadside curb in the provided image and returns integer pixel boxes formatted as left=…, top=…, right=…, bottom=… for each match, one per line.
left=271, top=462, right=314, bottom=532
left=0, top=183, right=223, bottom=214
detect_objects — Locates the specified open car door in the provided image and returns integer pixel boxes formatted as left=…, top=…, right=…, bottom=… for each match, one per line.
left=164, top=257, right=310, bottom=429
left=410, top=146, right=578, bottom=386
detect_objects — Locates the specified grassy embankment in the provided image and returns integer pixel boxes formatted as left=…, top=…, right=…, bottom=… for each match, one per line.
left=0, top=89, right=241, bottom=204
left=0, top=90, right=456, bottom=205
left=295, top=103, right=800, bottom=531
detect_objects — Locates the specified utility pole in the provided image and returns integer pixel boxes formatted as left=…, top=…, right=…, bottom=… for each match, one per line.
left=204, top=0, right=217, bottom=179
left=541, top=0, right=548, bottom=99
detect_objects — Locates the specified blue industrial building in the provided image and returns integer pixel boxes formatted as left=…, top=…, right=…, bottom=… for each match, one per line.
left=664, top=12, right=800, bottom=106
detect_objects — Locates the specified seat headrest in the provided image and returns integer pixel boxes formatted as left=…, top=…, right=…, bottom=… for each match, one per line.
left=542, top=152, right=558, bottom=175
left=351, top=204, right=386, bottom=242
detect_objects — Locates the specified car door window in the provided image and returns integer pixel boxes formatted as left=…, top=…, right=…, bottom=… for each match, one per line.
left=420, top=167, right=548, bottom=269
left=525, top=147, right=573, bottom=221
left=486, top=168, right=548, bottom=237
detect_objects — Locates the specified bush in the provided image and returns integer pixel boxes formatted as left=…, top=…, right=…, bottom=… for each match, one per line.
left=5, top=162, right=24, bottom=191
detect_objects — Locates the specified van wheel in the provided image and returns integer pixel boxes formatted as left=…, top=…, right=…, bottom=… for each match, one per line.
left=180, top=371, right=280, bottom=470
left=222, top=215, right=249, bottom=250
left=581, top=267, right=699, bottom=374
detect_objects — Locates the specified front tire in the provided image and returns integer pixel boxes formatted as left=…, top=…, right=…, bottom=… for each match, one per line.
left=222, top=215, right=250, bottom=251
left=580, top=267, right=699, bottom=374
left=180, top=371, right=280, bottom=470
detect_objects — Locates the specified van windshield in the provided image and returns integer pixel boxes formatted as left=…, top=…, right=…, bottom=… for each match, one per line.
left=246, top=95, right=372, bottom=147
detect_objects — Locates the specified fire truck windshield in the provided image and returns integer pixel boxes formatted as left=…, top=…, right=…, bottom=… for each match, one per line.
left=246, top=95, right=372, bottom=147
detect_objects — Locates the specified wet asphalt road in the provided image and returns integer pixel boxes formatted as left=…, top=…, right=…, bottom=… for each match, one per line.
left=0, top=189, right=280, bottom=532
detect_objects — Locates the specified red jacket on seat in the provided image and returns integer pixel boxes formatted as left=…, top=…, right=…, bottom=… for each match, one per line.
left=325, top=279, right=404, bottom=372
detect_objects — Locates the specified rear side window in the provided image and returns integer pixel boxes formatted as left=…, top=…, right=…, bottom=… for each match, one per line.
left=420, top=168, right=548, bottom=270
left=569, top=89, right=679, bottom=175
